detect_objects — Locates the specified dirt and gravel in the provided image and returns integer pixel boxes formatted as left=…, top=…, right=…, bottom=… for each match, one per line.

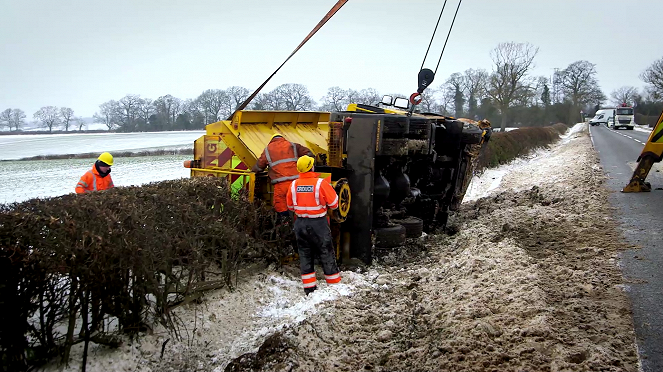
left=51, top=124, right=639, bottom=372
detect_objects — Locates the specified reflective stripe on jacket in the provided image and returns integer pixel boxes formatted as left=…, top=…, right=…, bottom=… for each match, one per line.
left=75, top=166, right=114, bottom=194
left=255, top=137, right=311, bottom=184
left=286, top=172, right=339, bottom=218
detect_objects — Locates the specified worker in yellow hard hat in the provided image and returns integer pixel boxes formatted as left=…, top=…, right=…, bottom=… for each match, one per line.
left=286, top=155, right=341, bottom=295
left=75, top=152, right=115, bottom=194
left=252, top=133, right=314, bottom=216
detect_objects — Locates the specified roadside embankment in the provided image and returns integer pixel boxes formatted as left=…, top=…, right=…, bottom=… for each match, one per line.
left=476, top=123, right=568, bottom=171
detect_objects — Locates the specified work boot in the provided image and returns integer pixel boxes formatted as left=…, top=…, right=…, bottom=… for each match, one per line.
left=304, top=286, right=317, bottom=296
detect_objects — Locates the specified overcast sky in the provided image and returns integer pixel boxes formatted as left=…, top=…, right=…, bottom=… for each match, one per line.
left=1, top=0, right=662, bottom=118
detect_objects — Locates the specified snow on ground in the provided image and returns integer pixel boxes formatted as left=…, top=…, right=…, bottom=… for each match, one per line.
left=47, top=122, right=638, bottom=372
left=0, top=130, right=203, bottom=160
left=0, top=155, right=191, bottom=204
left=43, top=266, right=374, bottom=372
left=465, top=122, right=586, bottom=202
left=0, top=131, right=206, bottom=204
left=634, top=124, right=653, bottom=134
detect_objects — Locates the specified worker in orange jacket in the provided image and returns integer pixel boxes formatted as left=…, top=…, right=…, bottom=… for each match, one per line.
left=75, top=152, right=115, bottom=194
left=286, top=155, right=341, bottom=295
left=252, top=134, right=313, bottom=216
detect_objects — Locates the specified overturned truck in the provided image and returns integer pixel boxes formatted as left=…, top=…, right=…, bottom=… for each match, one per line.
left=184, top=102, right=491, bottom=265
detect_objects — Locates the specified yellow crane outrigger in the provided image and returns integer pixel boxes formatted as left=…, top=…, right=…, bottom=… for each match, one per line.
left=622, top=110, right=663, bottom=192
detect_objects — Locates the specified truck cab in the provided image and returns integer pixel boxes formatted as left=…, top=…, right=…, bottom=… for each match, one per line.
left=613, top=105, right=635, bottom=130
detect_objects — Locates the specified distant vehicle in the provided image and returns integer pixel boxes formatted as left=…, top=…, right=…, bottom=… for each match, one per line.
left=589, top=109, right=612, bottom=126
left=613, top=104, right=635, bottom=130
left=607, top=116, right=615, bottom=128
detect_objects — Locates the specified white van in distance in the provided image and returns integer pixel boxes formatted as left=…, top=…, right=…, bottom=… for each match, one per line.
left=589, top=109, right=612, bottom=126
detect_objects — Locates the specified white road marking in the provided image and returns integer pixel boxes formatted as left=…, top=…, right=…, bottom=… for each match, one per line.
left=589, top=126, right=596, bottom=147
left=605, top=126, right=646, bottom=146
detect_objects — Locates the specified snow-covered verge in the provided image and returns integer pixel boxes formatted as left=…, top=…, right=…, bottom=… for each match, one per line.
left=465, top=123, right=586, bottom=202
left=634, top=124, right=652, bottom=134
left=42, top=123, right=638, bottom=372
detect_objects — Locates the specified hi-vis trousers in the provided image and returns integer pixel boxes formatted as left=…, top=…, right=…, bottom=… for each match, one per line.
left=294, top=217, right=341, bottom=290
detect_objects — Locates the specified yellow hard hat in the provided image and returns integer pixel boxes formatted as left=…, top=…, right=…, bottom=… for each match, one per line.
left=270, top=133, right=283, bottom=141
left=296, top=155, right=315, bottom=173
left=97, top=152, right=114, bottom=166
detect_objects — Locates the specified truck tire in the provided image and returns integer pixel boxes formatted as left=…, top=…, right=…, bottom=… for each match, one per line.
left=374, top=224, right=406, bottom=248
left=392, top=217, right=423, bottom=238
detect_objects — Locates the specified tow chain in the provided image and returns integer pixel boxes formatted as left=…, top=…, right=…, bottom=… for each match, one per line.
left=229, top=0, right=349, bottom=119
left=409, top=0, right=464, bottom=111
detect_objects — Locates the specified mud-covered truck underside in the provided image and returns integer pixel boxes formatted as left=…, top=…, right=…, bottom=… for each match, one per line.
left=185, top=104, right=490, bottom=265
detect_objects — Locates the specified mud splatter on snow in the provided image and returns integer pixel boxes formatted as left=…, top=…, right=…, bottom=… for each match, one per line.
left=48, top=123, right=638, bottom=372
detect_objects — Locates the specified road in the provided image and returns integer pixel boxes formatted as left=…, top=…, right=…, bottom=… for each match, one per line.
left=590, top=124, right=663, bottom=372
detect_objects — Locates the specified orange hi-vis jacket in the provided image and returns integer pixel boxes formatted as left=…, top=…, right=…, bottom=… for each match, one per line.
left=255, top=137, right=310, bottom=184
left=75, top=166, right=114, bottom=194
left=286, top=172, right=339, bottom=218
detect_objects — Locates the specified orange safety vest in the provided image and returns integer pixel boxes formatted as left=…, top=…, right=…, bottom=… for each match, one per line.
left=75, top=166, right=114, bottom=194
left=287, top=172, right=339, bottom=218
left=257, top=137, right=301, bottom=184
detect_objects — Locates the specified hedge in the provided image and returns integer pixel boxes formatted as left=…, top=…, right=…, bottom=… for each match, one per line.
left=476, top=123, right=568, bottom=171
left=0, top=178, right=285, bottom=371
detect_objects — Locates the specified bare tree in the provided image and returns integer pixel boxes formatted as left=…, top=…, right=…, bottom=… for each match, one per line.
left=195, top=89, right=227, bottom=124
left=641, top=57, right=663, bottom=99
left=487, top=42, right=539, bottom=131
left=247, top=93, right=272, bottom=110
left=320, top=86, right=348, bottom=111
left=444, top=73, right=466, bottom=118
left=94, top=100, right=121, bottom=130
left=75, top=117, right=87, bottom=131
left=60, top=107, right=74, bottom=131
left=419, top=87, right=440, bottom=113
left=273, top=83, right=314, bottom=110
left=0, top=109, right=11, bottom=130
left=225, top=86, right=250, bottom=116
left=34, top=106, right=61, bottom=132
left=181, top=99, right=205, bottom=129
left=153, top=95, right=182, bottom=130
left=137, top=98, right=154, bottom=129
left=346, top=89, right=362, bottom=106
left=10, top=109, right=26, bottom=131
left=463, top=69, right=489, bottom=119
left=117, top=95, right=142, bottom=131
left=611, top=86, right=638, bottom=106
left=559, top=60, right=605, bottom=122
left=355, top=88, right=381, bottom=106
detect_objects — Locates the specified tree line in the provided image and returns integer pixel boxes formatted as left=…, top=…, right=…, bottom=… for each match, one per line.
left=427, top=44, right=663, bottom=130
left=3, top=45, right=663, bottom=133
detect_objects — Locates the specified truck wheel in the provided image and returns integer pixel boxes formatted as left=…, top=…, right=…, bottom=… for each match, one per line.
left=374, top=224, right=406, bottom=248
left=392, top=217, right=423, bottom=238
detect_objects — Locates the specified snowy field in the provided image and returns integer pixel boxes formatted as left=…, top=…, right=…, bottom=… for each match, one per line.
left=0, top=131, right=204, bottom=204
left=0, top=130, right=203, bottom=160
left=0, top=155, right=192, bottom=204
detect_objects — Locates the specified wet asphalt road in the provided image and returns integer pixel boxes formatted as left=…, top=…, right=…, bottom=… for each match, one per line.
left=590, top=124, right=663, bottom=371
